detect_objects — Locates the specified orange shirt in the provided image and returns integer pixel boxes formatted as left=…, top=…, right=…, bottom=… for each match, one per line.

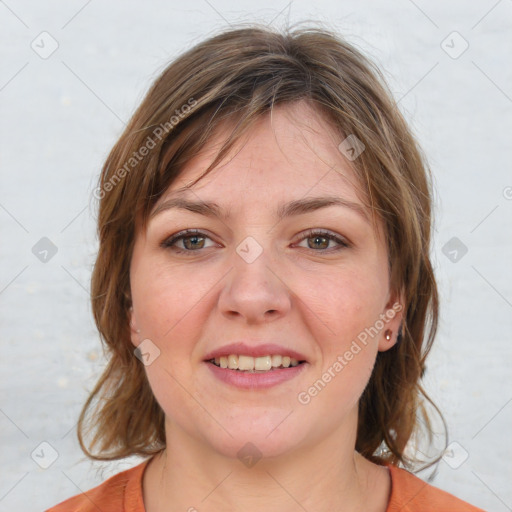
left=46, top=458, right=485, bottom=511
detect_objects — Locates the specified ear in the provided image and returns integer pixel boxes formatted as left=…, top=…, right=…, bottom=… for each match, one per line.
left=129, top=306, right=141, bottom=348
left=377, top=288, right=405, bottom=352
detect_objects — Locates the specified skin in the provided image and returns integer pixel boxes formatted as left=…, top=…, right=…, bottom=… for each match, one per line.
left=129, top=100, right=404, bottom=512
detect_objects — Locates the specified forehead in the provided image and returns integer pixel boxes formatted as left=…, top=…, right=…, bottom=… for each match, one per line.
left=156, top=101, right=371, bottom=216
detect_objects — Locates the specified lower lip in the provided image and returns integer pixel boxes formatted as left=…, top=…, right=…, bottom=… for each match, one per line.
left=205, top=361, right=308, bottom=389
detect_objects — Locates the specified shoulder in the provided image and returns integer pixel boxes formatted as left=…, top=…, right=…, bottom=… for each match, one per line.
left=45, top=459, right=150, bottom=512
left=386, top=464, right=486, bottom=512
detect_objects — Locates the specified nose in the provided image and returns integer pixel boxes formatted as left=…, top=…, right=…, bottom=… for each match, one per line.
left=217, top=245, right=292, bottom=324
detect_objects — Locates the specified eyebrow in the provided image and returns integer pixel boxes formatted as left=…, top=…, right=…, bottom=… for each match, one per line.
left=150, top=196, right=370, bottom=224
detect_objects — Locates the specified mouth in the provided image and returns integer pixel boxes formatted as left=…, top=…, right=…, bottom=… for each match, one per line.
left=206, top=355, right=307, bottom=373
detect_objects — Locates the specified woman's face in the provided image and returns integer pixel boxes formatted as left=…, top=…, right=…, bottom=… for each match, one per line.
left=129, top=101, right=403, bottom=460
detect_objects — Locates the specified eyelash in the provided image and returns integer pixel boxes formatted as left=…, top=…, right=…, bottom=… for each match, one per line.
left=160, top=228, right=349, bottom=255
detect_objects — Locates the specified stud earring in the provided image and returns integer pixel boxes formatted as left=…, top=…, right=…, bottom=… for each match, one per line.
left=384, top=329, right=392, bottom=341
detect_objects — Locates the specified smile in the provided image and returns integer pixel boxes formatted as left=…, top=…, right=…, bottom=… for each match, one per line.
left=205, top=357, right=308, bottom=389
left=208, top=354, right=305, bottom=372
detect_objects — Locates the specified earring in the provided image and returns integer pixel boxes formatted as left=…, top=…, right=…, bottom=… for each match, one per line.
left=384, top=329, right=392, bottom=341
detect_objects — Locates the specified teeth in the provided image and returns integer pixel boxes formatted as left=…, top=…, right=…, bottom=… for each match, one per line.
left=211, top=354, right=303, bottom=371
left=228, top=354, right=238, bottom=369
left=271, top=355, right=282, bottom=367
left=255, top=356, right=272, bottom=371
left=238, top=355, right=254, bottom=371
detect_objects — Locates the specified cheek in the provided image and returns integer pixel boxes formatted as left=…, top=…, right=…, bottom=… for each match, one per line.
left=301, top=268, right=385, bottom=344
left=296, top=269, right=383, bottom=401
left=131, top=259, right=211, bottom=341
left=132, top=264, right=209, bottom=422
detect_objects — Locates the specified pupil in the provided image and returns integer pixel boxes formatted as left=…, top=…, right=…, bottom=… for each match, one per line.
left=310, top=236, right=327, bottom=249
left=185, top=236, right=203, bottom=249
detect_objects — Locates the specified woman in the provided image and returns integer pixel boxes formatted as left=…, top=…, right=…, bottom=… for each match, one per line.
left=47, top=24, right=484, bottom=511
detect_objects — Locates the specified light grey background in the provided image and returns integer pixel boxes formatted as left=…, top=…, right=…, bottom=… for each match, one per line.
left=1, top=1, right=511, bottom=511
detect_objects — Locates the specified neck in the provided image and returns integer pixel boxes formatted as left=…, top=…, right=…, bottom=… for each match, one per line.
left=143, top=409, right=389, bottom=512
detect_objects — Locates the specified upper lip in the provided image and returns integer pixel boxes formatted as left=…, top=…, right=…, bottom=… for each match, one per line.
left=203, top=342, right=308, bottom=362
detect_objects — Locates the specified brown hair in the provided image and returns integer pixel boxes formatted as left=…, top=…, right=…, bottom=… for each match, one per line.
left=78, top=22, right=445, bottom=470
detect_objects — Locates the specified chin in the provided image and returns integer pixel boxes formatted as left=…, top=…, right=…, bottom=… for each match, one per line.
left=207, top=430, right=302, bottom=463
left=196, top=411, right=310, bottom=463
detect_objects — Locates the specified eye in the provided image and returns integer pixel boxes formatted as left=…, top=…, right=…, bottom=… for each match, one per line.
left=160, top=228, right=349, bottom=255
left=295, top=229, right=349, bottom=252
left=160, top=229, right=216, bottom=254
